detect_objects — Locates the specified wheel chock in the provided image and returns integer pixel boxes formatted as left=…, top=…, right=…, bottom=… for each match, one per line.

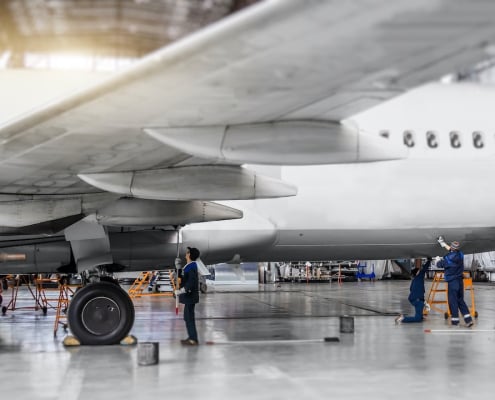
left=63, top=336, right=81, bottom=347
left=120, top=335, right=138, bottom=346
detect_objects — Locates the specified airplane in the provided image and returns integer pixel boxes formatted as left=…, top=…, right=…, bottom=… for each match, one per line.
left=2, top=0, right=495, bottom=345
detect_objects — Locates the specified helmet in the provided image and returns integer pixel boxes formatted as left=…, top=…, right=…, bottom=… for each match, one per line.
left=450, top=241, right=460, bottom=250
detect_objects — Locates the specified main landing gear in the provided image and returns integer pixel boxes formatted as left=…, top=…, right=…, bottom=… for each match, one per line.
left=67, top=281, right=135, bottom=345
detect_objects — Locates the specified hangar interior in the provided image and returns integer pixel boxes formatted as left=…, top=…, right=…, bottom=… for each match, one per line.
left=0, top=0, right=260, bottom=70
left=1, top=1, right=495, bottom=400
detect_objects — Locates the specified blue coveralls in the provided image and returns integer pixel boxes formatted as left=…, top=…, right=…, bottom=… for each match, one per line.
left=179, top=261, right=200, bottom=341
left=402, top=260, right=430, bottom=323
left=437, top=250, right=473, bottom=325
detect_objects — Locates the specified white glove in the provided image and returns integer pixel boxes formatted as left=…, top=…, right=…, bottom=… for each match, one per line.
left=175, top=288, right=185, bottom=295
left=433, top=256, right=442, bottom=263
left=437, top=236, right=449, bottom=249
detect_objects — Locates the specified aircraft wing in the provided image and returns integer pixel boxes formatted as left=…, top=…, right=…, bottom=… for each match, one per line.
left=1, top=0, right=495, bottom=202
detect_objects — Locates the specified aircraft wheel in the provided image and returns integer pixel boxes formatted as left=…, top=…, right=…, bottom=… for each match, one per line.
left=99, top=276, right=120, bottom=286
left=444, top=312, right=449, bottom=320
left=474, top=311, right=479, bottom=319
left=42, top=306, right=48, bottom=316
left=67, top=282, right=135, bottom=345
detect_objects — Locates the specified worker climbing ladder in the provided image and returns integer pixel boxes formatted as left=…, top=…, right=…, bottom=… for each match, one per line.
left=424, top=271, right=478, bottom=319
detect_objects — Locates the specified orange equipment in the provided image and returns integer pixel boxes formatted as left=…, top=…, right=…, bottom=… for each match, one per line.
left=424, top=271, right=478, bottom=319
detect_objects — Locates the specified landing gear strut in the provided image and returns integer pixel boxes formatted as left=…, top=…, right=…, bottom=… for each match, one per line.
left=67, top=282, right=135, bottom=345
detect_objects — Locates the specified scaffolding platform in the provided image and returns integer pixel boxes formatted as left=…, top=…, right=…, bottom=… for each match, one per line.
left=1, top=275, right=47, bottom=315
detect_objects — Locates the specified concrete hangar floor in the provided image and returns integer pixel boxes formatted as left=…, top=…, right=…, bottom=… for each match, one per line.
left=0, top=280, right=494, bottom=400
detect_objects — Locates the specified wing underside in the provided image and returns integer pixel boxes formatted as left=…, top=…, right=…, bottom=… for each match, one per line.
left=1, top=0, right=495, bottom=228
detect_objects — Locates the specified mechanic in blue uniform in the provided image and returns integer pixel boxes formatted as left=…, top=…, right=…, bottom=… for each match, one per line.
left=175, top=246, right=200, bottom=345
left=436, top=237, right=473, bottom=327
left=395, top=258, right=431, bottom=323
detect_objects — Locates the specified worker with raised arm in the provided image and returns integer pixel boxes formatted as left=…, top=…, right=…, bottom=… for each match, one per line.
left=436, top=237, right=473, bottom=327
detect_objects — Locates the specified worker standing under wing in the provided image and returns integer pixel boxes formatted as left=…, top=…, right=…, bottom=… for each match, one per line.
left=395, top=258, right=431, bottom=323
left=175, top=247, right=201, bottom=345
left=436, top=237, right=474, bottom=327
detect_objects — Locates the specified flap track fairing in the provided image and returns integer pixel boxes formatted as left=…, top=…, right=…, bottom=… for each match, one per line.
left=78, top=165, right=297, bottom=201
left=145, top=120, right=407, bottom=165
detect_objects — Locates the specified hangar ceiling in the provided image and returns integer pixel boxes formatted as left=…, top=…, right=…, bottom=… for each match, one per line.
left=0, top=0, right=260, bottom=70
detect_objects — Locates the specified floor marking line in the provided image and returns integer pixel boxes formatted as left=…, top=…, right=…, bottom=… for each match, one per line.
left=424, top=329, right=495, bottom=333
left=205, top=337, right=340, bottom=345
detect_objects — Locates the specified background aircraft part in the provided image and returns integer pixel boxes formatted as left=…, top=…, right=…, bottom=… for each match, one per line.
left=0, top=241, right=72, bottom=274
left=96, top=198, right=242, bottom=226
left=78, top=165, right=297, bottom=200
left=144, top=120, right=407, bottom=165
left=0, top=253, right=26, bottom=262
left=67, top=282, right=135, bottom=345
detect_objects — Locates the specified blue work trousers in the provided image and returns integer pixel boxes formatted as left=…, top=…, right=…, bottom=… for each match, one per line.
left=183, top=303, right=198, bottom=342
left=447, top=278, right=471, bottom=322
left=402, top=298, right=424, bottom=323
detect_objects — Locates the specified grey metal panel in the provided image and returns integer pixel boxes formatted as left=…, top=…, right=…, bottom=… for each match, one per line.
left=96, top=198, right=242, bottom=226
left=0, top=198, right=82, bottom=227
left=64, top=217, right=113, bottom=270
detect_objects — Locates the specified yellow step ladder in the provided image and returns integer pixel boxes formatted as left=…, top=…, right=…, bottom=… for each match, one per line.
left=54, top=281, right=81, bottom=337
left=128, top=271, right=174, bottom=299
left=170, top=270, right=178, bottom=291
left=35, top=275, right=61, bottom=315
left=425, top=271, right=478, bottom=319
left=128, top=271, right=152, bottom=299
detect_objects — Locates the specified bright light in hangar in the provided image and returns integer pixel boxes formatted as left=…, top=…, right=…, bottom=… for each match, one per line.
left=23, top=52, right=136, bottom=72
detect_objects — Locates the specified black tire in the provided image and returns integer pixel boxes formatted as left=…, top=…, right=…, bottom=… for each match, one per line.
left=444, top=312, right=449, bottom=320
left=67, top=282, right=135, bottom=345
left=2, top=306, right=7, bottom=315
left=42, top=306, right=48, bottom=316
left=474, top=311, right=479, bottom=318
